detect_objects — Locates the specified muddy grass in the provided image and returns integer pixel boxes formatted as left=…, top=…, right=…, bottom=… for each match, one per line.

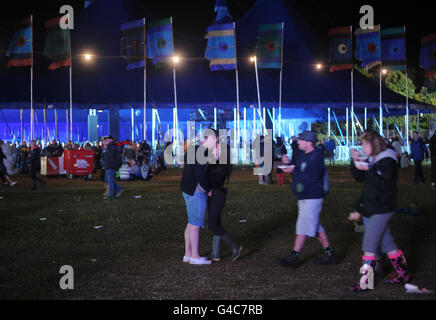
left=0, top=165, right=435, bottom=300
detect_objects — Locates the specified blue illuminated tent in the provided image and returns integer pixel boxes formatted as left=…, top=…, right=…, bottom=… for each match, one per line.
left=0, top=0, right=433, bottom=142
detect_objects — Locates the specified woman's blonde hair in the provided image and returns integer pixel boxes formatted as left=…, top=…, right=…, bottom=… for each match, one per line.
left=360, top=130, right=387, bottom=156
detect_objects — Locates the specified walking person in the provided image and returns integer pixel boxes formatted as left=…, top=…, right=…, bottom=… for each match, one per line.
left=410, top=131, right=429, bottom=183
left=29, top=140, right=45, bottom=191
left=180, top=133, right=214, bottom=265
left=0, top=142, right=17, bottom=186
left=206, top=130, right=243, bottom=263
left=102, top=136, right=123, bottom=199
left=274, top=137, right=287, bottom=186
left=349, top=130, right=410, bottom=291
left=429, top=130, right=436, bottom=190
left=277, top=131, right=337, bottom=268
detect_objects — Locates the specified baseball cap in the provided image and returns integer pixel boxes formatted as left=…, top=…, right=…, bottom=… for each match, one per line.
left=299, top=131, right=317, bottom=143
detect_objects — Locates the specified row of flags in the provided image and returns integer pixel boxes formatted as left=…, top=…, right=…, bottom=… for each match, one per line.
left=328, top=25, right=436, bottom=80
left=5, top=15, right=435, bottom=81
left=6, top=16, right=71, bottom=70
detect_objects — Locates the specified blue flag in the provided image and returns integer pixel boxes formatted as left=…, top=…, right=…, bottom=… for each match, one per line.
left=121, top=19, right=146, bottom=70
left=420, top=33, right=436, bottom=79
left=146, top=18, right=174, bottom=65
left=6, top=17, right=32, bottom=68
left=355, top=27, right=381, bottom=70
left=381, top=27, right=406, bottom=71
left=205, top=23, right=236, bottom=71
left=328, top=26, right=353, bottom=72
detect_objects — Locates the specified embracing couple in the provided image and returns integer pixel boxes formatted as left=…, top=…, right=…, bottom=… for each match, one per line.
left=180, top=129, right=243, bottom=265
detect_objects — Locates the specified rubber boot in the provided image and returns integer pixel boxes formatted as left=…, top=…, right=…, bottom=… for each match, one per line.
left=209, top=235, right=222, bottom=262
left=384, top=250, right=410, bottom=284
left=221, top=233, right=243, bottom=262
left=349, top=256, right=377, bottom=292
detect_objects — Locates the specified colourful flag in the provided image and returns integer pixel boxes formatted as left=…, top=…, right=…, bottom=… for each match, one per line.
left=355, top=26, right=381, bottom=70
left=214, top=0, right=232, bottom=24
left=44, top=17, right=71, bottom=70
left=328, top=26, right=353, bottom=72
left=6, top=17, right=32, bottom=68
left=121, top=19, right=146, bottom=70
left=146, top=18, right=174, bottom=65
left=255, top=23, right=283, bottom=69
left=205, top=23, right=236, bottom=71
left=420, top=33, right=436, bottom=79
left=381, top=27, right=406, bottom=71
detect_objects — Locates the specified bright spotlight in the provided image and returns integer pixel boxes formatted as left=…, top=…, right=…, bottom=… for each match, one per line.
left=382, top=69, right=388, bottom=75
left=172, top=56, right=180, bottom=64
left=315, top=63, right=323, bottom=70
left=82, top=53, right=93, bottom=61
left=250, top=56, right=257, bottom=62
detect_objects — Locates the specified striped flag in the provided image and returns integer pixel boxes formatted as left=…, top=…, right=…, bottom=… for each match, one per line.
left=121, top=19, right=146, bottom=70
left=146, top=18, right=174, bottom=65
left=328, top=26, right=353, bottom=72
left=205, top=23, right=236, bottom=71
left=44, top=17, right=71, bottom=70
left=420, top=33, right=436, bottom=79
left=255, top=23, right=283, bottom=69
left=6, top=17, right=32, bottom=68
left=355, top=26, right=381, bottom=70
left=381, top=27, right=406, bottom=71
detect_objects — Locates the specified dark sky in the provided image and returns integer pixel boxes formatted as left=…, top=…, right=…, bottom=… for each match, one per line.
left=0, top=0, right=434, bottom=86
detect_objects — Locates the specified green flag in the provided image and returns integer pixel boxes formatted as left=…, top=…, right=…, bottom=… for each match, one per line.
left=255, top=23, right=283, bottom=69
left=44, top=17, right=71, bottom=70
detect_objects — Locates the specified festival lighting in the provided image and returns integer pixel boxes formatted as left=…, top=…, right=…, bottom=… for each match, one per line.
left=382, top=69, right=388, bottom=75
left=250, top=56, right=257, bottom=62
left=315, top=63, right=323, bottom=70
left=82, top=52, right=93, bottom=61
left=172, top=56, right=180, bottom=64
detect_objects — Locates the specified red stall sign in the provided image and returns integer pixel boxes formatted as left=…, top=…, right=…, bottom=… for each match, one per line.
left=64, top=150, right=95, bottom=176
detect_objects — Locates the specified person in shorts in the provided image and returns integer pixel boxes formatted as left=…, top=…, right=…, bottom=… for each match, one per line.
left=277, top=130, right=337, bottom=268
left=180, top=132, right=215, bottom=265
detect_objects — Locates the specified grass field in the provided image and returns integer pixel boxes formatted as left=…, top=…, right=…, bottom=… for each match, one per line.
left=0, top=165, right=435, bottom=300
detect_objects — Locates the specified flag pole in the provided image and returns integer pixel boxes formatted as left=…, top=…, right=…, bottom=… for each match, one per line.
left=404, top=25, right=409, bottom=149
left=233, top=22, right=240, bottom=163
left=20, top=108, right=23, bottom=143
left=278, top=22, right=284, bottom=138
left=69, top=21, right=73, bottom=142
left=55, top=108, right=58, bottom=141
left=379, top=24, right=383, bottom=136
left=253, top=56, right=263, bottom=135
left=143, top=18, right=147, bottom=143
left=350, top=25, right=355, bottom=146
left=30, top=15, right=34, bottom=141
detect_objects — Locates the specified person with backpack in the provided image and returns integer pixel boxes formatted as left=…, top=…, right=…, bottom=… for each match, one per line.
left=348, top=130, right=410, bottom=291
left=206, top=130, right=243, bottom=263
left=277, top=130, right=337, bottom=268
left=410, top=131, right=429, bottom=183
left=102, top=135, right=123, bottom=199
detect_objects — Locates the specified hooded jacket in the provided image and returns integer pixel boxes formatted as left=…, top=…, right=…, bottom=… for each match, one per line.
left=351, top=148, right=398, bottom=216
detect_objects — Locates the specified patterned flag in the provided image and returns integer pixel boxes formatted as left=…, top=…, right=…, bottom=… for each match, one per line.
left=205, top=23, right=236, bottom=71
left=381, top=27, right=406, bottom=71
left=146, top=18, right=174, bottom=65
left=121, top=19, right=145, bottom=70
left=44, top=17, right=71, bottom=70
left=214, top=0, right=232, bottom=24
left=420, top=33, right=436, bottom=79
left=355, top=26, right=381, bottom=70
left=6, top=17, right=32, bottom=68
left=328, top=26, right=353, bottom=72
left=255, top=23, right=283, bottom=69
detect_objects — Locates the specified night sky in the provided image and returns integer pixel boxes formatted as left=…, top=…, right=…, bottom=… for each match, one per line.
left=0, top=0, right=434, bottom=86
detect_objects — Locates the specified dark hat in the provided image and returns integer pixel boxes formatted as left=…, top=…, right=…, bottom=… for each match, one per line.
left=103, top=135, right=113, bottom=140
left=299, top=131, right=317, bottom=143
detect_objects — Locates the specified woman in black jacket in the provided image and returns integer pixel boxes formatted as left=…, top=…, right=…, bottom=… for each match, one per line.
left=206, top=131, right=242, bottom=263
left=348, top=130, right=410, bottom=291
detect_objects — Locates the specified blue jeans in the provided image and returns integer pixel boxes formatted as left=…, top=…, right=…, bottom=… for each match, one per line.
left=362, top=214, right=397, bottom=257
left=105, top=169, right=122, bottom=198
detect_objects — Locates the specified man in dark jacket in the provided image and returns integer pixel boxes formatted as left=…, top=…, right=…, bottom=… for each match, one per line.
left=277, top=131, right=337, bottom=268
left=29, top=140, right=45, bottom=191
left=102, top=136, right=123, bottom=199
left=410, top=131, right=429, bottom=183
left=429, top=130, right=436, bottom=189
